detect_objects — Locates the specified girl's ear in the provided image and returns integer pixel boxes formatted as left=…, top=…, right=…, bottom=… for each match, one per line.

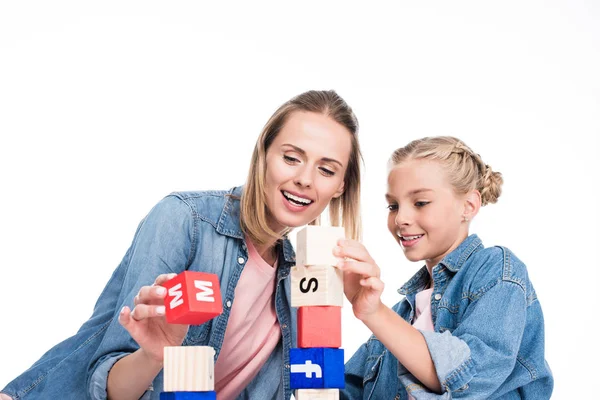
left=333, top=180, right=345, bottom=199
left=463, top=189, right=481, bottom=221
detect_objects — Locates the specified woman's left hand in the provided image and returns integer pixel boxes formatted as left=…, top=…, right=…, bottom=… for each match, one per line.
left=334, top=239, right=385, bottom=322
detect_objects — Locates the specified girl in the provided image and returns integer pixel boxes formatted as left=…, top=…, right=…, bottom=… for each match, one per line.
left=337, top=136, right=553, bottom=399
left=0, top=90, right=363, bottom=400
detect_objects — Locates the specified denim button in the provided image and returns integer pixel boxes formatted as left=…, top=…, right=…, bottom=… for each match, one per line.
left=282, top=324, right=287, bottom=329
left=237, top=257, right=245, bottom=264
left=285, top=364, right=290, bottom=369
left=434, top=293, right=442, bottom=300
left=226, top=300, right=232, bottom=308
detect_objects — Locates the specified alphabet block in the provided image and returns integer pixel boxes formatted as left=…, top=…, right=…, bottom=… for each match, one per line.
left=291, top=265, right=344, bottom=307
left=295, top=389, right=340, bottom=400
left=163, top=271, right=223, bottom=325
left=289, top=348, right=344, bottom=389
left=163, top=346, right=215, bottom=392
left=298, top=306, right=341, bottom=348
left=160, top=392, right=216, bottom=400
left=296, top=226, right=345, bottom=266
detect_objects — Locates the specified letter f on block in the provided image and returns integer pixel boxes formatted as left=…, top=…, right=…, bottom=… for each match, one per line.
left=194, top=280, right=215, bottom=302
left=290, top=360, right=323, bottom=378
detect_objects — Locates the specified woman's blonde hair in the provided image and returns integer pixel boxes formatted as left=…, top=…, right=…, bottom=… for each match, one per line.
left=241, top=90, right=362, bottom=247
left=389, top=136, right=503, bottom=206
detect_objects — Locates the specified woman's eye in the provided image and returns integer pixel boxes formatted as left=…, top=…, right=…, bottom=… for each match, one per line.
left=415, top=201, right=429, bottom=207
left=387, top=204, right=398, bottom=211
left=283, top=155, right=299, bottom=163
left=319, top=167, right=335, bottom=176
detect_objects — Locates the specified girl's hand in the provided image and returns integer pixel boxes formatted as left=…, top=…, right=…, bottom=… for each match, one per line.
left=118, top=273, right=189, bottom=364
left=334, top=239, right=385, bottom=322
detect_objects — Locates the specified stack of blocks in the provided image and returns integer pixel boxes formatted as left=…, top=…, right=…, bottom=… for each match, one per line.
left=291, top=226, right=346, bottom=400
left=160, top=271, right=224, bottom=399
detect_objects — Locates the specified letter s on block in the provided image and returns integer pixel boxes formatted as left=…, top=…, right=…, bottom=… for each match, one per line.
left=299, top=277, right=319, bottom=293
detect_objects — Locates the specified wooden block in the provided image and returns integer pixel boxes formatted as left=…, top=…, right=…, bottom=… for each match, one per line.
left=160, top=392, right=216, bottom=400
left=295, top=389, right=340, bottom=400
left=298, top=306, right=341, bottom=348
left=163, top=271, right=223, bottom=325
left=296, top=226, right=345, bottom=266
left=163, top=346, right=215, bottom=392
left=291, top=265, right=344, bottom=307
left=289, top=348, right=344, bottom=389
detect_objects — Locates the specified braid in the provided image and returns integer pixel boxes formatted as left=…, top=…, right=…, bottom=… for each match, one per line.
left=389, top=136, right=504, bottom=206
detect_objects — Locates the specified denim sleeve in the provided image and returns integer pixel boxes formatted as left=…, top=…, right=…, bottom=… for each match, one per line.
left=340, top=341, right=369, bottom=399
left=86, top=195, right=196, bottom=399
left=417, top=280, right=527, bottom=398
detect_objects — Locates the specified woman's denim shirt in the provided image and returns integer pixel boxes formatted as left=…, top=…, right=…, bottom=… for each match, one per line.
left=342, top=234, right=553, bottom=399
left=2, top=187, right=298, bottom=400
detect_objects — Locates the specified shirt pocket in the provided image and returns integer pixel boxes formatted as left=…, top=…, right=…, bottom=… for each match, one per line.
left=435, top=299, right=463, bottom=332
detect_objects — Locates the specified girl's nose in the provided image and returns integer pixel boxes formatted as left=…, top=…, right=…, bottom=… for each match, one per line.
left=395, top=208, right=412, bottom=226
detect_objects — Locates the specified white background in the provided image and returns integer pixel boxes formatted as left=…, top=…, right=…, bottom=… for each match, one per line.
left=1, top=1, right=598, bottom=398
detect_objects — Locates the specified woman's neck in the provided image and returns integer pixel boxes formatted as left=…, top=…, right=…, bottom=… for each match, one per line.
left=254, top=239, right=279, bottom=266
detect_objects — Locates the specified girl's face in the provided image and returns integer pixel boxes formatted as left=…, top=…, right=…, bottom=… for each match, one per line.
left=264, top=111, right=351, bottom=232
left=386, top=159, right=470, bottom=269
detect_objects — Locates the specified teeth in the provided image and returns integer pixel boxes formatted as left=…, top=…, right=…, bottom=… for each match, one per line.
left=400, top=234, right=423, bottom=241
left=283, top=191, right=312, bottom=205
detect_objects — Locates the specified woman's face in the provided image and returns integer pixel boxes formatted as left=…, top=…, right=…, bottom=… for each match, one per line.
left=263, top=111, right=352, bottom=232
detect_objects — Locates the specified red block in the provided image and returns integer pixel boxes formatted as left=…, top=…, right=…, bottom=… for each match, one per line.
left=297, top=306, right=341, bottom=348
left=162, top=271, right=223, bottom=325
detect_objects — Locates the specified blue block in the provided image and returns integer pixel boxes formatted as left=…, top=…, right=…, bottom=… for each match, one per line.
left=289, top=348, right=344, bottom=389
left=160, top=392, right=216, bottom=400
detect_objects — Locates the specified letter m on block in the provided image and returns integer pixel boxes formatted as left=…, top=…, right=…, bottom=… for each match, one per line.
left=194, top=280, right=215, bottom=302
left=162, top=271, right=224, bottom=325
left=168, top=283, right=184, bottom=309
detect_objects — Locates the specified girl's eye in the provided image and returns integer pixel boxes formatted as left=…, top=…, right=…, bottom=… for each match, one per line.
left=387, top=204, right=398, bottom=211
left=283, top=155, right=299, bottom=163
left=319, top=167, right=335, bottom=177
left=415, top=201, right=430, bottom=207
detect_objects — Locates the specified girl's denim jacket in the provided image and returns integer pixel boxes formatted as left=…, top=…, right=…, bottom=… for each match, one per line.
left=342, top=234, right=554, bottom=399
left=2, top=187, right=298, bottom=400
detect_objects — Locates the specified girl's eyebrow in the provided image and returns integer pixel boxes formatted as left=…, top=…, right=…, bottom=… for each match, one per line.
left=282, top=143, right=343, bottom=167
left=408, top=188, right=434, bottom=195
left=386, top=189, right=433, bottom=201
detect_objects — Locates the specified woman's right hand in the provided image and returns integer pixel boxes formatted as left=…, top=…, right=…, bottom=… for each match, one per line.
left=118, top=273, right=189, bottom=364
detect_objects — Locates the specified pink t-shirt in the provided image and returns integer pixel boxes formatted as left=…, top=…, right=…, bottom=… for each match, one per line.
left=409, top=287, right=435, bottom=400
left=213, top=238, right=281, bottom=400
left=412, top=287, right=435, bottom=332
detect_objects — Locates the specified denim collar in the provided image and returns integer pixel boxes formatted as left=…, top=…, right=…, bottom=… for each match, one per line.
left=398, top=234, right=483, bottom=295
left=215, top=185, right=295, bottom=265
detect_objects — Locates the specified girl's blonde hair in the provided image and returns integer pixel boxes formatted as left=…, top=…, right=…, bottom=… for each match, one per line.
left=241, top=90, right=362, bottom=247
left=389, top=136, right=503, bottom=206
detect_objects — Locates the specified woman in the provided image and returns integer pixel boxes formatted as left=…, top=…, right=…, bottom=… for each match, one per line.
left=1, top=90, right=363, bottom=400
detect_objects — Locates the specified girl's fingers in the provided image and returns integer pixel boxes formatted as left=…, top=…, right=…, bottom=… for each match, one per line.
left=129, top=304, right=166, bottom=321
left=340, top=260, right=380, bottom=278
left=333, top=241, right=374, bottom=264
left=360, top=276, right=385, bottom=292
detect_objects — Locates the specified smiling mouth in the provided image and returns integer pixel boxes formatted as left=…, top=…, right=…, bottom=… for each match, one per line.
left=397, top=233, right=424, bottom=241
left=282, top=190, right=313, bottom=206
